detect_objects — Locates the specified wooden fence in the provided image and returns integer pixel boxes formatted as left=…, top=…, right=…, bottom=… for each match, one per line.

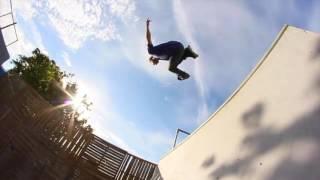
left=0, top=75, right=157, bottom=180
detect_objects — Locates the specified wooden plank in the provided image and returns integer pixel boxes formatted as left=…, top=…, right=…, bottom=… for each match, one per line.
left=0, top=77, right=159, bottom=180
left=103, top=153, right=123, bottom=163
left=98, top=164, right=118, bottom=176
left=87, top=143, right=106, bottom=155
left=93, top=136, right=127, bottom=154
left=115, top=154, right=130, bottom=180
left=108, top=147, right=126, bottom=157
left=146, top=165, right=156, bottom=180
left=138, top=161, right=147, bottom=179
left=100, top=159, right=121, bottom=171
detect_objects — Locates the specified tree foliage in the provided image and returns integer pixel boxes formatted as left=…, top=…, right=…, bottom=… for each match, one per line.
left=10, top=48, right=92, bottom=132
left=10, top=48, right=69, bottom=101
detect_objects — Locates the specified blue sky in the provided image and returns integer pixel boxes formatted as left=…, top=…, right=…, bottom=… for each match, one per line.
left=1, top=0, right=320, bottom=163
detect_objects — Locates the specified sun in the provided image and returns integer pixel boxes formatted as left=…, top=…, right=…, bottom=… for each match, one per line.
left=63, top=95, right=89, bottom=122
left=64, top=94, right=81, bottom=105
left=64, top=80, right=97, bottom=119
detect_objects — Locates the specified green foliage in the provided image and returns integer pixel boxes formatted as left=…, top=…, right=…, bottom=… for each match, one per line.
left=10, top=48, right=71, bottom=101
left=10, top=48, right=93, bottom=133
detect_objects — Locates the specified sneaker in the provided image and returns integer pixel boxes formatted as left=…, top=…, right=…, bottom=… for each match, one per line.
left=186, top=45, right=199, bottom=59
left=177, top=72, right=190, bottom=80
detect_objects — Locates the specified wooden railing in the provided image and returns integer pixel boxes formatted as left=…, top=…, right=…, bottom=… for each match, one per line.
left=0, top=75, right=157, bottom=180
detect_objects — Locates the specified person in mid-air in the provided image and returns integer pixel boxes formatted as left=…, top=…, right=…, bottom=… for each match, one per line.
left=146, top=18, right=199, bottom=80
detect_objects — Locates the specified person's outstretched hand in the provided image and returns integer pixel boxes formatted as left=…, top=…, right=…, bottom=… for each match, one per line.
left=149, top=56, right=159, bottom=65
left=146, top=18, right=151, bottom=27
left=152, top=59, right=159, bottom=65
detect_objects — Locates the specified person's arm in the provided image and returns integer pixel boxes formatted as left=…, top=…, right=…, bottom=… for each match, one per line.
left=146, top=18, right=153, bottom=46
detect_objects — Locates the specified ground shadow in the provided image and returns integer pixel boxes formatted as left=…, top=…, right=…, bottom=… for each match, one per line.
left=201, top=102, right=266, bottom=180
left=242, top=102, right=264, bottom=129
left=205, top=54, right=320, bottom=179
left=312, top=38, right=320, bottom=60
left=202, top=155, right=216, bottom=168
left=209, top=103, right=320, bottom=180
left=201, top=33, right=320, bottom=180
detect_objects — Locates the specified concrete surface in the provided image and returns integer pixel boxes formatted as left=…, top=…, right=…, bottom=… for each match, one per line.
left=158, top=25, right=320, bottom=180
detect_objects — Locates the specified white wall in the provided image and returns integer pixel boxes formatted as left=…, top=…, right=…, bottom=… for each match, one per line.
left=158, top=25, right=320, bottom=180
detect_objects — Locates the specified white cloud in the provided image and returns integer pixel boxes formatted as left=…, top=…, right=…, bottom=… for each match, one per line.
left=1, top=26, right=34, bottom=70
left=172, top=0, right=318, bottom=99
left=43, top=0, right=118, bottom=49
left=8, top=26, right=33, bottom=55
left=0, top=0, right=38, bottom=20
left=104, top=0, right=139, bottom=23
left=0, top=0, right=47, bottom=59
left=1, top=0, right=139, bottom=50
left=3, top=25, right=44, bottom=57
left=173, top=0, right=210, bottom=125
left=196, top=102, right=210, bottom=124
left=169, top=0, right=320, bottom=134
left=172, top=0, right=309, bottom=125
left=62, top=52, right=72, bottom=67
left=15, top=0, right=37, bottom=20
left=308, top=1, right=320, bottom=32
left=27, top=0, right=138, bottom=49
left=172, top=0, right=310, bottom=129
left=173, top=0, right=256, bottom=96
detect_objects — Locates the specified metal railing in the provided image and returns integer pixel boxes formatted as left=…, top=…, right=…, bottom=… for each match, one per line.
left=0, top=0, right=18, bottom=46
left=173, top=128, right=190, bottom=148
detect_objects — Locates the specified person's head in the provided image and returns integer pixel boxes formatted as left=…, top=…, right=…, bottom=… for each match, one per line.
left=149, top=56, right=159, bottom=65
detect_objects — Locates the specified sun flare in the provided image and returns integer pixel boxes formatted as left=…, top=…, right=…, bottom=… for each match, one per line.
left=63, top=80, right=98, bottom=120
left=64, top=94, right=83, bottom=109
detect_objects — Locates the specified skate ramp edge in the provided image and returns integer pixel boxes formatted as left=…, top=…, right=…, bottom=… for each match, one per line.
left=158, top=25, right=320, bottom=180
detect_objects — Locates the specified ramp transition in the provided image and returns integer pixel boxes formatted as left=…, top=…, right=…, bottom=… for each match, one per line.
left=158, top=25, right=320, bottom=180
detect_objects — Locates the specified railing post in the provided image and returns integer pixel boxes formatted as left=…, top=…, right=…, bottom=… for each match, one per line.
left=0, top=22, right=17, bottom=30
left=0, top=0, right=18, bottom=47
left=173, top=128, right=190, bottom=148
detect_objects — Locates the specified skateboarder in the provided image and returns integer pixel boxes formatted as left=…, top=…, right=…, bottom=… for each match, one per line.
left=146, top=19, right=199, bottom=80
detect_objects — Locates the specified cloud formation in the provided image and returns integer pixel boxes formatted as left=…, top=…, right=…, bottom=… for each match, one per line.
left=0, top=0, right=48, bottom=59
left=172, top=0, right=320, bottom=126
left=62, top=52, right=72, bottom=67
left=19, top=0, right=139, bottom=49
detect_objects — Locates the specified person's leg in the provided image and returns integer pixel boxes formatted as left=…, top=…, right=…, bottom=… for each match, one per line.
left=168, top=44, right=187, bottom=77
left=181, top=45, right=199, bottom=60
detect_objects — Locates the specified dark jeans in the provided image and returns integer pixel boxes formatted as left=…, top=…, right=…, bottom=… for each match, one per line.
left=168, top=43, right=187, bottom=76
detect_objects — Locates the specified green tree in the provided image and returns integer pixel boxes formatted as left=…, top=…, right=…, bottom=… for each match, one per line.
left=10, top=48, right=70, bottom=101
left=10, top=48, right=92, bottom=132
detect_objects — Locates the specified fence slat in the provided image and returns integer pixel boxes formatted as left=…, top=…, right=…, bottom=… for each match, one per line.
left=0, top=76, right=158, bottom=180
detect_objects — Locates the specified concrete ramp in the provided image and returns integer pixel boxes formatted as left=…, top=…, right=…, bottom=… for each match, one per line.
left=158, top=25, right=320, bottom=180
